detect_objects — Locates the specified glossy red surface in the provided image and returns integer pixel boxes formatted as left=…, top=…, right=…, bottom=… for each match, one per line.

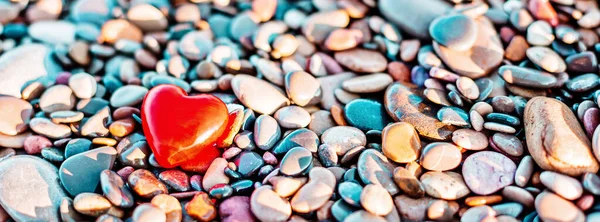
left=141, top=85, right=229, bottom=168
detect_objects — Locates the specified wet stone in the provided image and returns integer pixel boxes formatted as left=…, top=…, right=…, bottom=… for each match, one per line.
left=492, top=133, right=524, bottom=157
left=50, top=111, right=84, bottom=124
left=219, top=196, right=255, bottom=222
left=159, top=170, right=190, bottom=192
left=274, top=106, right=311, bottom=129
left=185, top=192, right=217, bottom=221
left=321, top=126, right=366, bottom=156
left=290, top=167, right=336, bottom=213
left=342, top=73, right=393, bottom=94
left=452, top=129, right=488, bottom=150
left=462, top=151, right=516, bottom=195
left=566, top=51, right=598, bottom=73
left=344, top=99, right=392, bottom=131
left=437, top=107, right=470, bottom=127
left=132, top=203, right=166, bottom=222
left=60, top=146, right=117, bottom=197
left=73, top=193, right=119, bottom=217
left=420, top=171, right=470, bottom=200
left=429, top=14, right=478, bottom=51
left=420, top=142, right=462, bottom=171
left=566, top=73, right=599, bottom=92
left=498, top=65, right=557, bottom=89
left=127, top=169, right=169, bottom=199
left=40, top=85, right=76, bottom=113
left=272, top=128, right=319, bottom=155
left=381, top=122, right=421, bottom=163
left=234, top=151, right=264, bottom=177
left=486, top=113, right=521, bottom=127
left=357, top=149, right=399, bottom=195
left=360, top=184, right=393, bottom=216
left=338, top=182, right=363, bottom=207
left=280, top=147, right=313, bottom=176
left=23, top=135, right=52, bottom=155
left=209, top=184, right=234, bottom=199
left=100, top=170, right=134, bottom=208
left=110, top=85, right=148, bottom=108
left=526, top=46, right=566, bottom=73
left=250, top=186, right=292, bottom=222
left=393, top=167, right=425, bottom=198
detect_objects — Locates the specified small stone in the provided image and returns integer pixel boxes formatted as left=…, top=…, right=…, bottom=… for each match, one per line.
left=159, top=170, right=190, bottom=192
left=269, top=176, right=307, bottom=198
left=382, top=122, right=421, bottom=163
left=100, top=19, right=143, bottom=44
left=128, top=169, right=169, bottom=199
left=342, top=73, right=393, bottom=93
left=527, top=20, right=554, bottom=46
left=291, top=167, right=335, bottom=213
left=452, top=129, right=488, bottom=150
left=526, top=46, right=566, bottom=73
left=420, top=142, right=462, bottom=171
left=132, top=204, right=166, bottom=222
left=429, top=14, right=478, bottom=51
left=324, top=29, right=363, bottom=51
left=100, top=170, right=134, bottom=208
left=539, top=171, right=583, bottom=200
left=535, top=191, right=585, bottom=222
left=360, top=184, right=393, bottom=216
left=344, top=99, right=392, bottom=131
left=250, top=186, right=291, bottom=222
left=272, top=128, right=319, bottom=155
left=69, top=73, right=97, bottom=99
left=110, top=85, right=148, bottom=107
left=334, top=49, right=387, bottom=73
left=456, top=77, right=479, bottom=100
left=23, top=135, right=52, bottom=154
left=393, top=167, right=425, bottom=198
left=80, top=106, right=111, bottom=137
left=232, top=74, right=290, bottom=115
left=73, top=193, right=119, bottom=217
left=280, top=147, right=313, bottom=176
left=514, top=156, right=534, bottom=187
left=322, top=126, right=366, bottom=156
left=186, top=192, right=216, bottom=221
left=357, top=149, right=399, bottom=195
left=498, top=65, right=557, bottom=88
left=502, top=186, right=534, bottom=208
left=40, top=85, right=76, bottom=113
left=274, top=106, right=311, bottom=129
left=253, top=115, right=281, bottom=150
left=50, top=111, right=84, bottom=124
left=460, top=205, right=496, bottom=222
left=234, top=151, right=264, bottom=177
left=437, top=107, right=470, bottom=127
left=285, top=71, right=321, bottom=106
left=462, top=151, right=516, bottom=195
left=420, top=171, right=470, bottom=200
left=0, top=97, right=33, bottom=136
left=202, top=158, right=229, bottom=191
left=566, top=73, right=599, bottom=92
left=492, top=133, right=524, bottom=157
left=219, top=196, right=255, bottom=222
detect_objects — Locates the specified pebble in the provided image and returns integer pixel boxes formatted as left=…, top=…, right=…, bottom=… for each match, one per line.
left=502, top=186, right=534, bottom=208
left=334, top=49, right=387, bottom=73
left=483, top=122, right=516, bottom=134
left=50, top=111, right=84, bottom=124
left=324, top=29, right=363, bottom=51
left=525, top=97, right=599, bottom=176
left=302, top=10, right=349, bottom=44
left=526, top=46, right=566, bottom=73
left=420, top=142, right=462, bottom=171
left=427, top=199, right=458, bottom=221
left=285, top=71, right=321, bottom=106
left=69, top=73, right=97, bottom=99
left=357, top=149, right=399, bottom=195
left=250, top=186, right=291, bottom=222
left=81, top=106, right=111, bottom=137
left=583, top=172, right=600, bottom=195
left=393, top=167, right=425, bottom=198
left=291, top=167, right=335, bottom=213
left=379, top=0, right=450, bottom=39
left=456, top=77, right=480, bottom=100
left=233, top=151, right=264, bottom=178
left=100, top=19, right=143, bottom=44
left=60, top=146, right=117, bottom=196
left=420, top=171, right=470, bottom=200
left=272, top=128, right=319, bottom=155
left=424, top=88, right=451, bottom=106
left=30, top=117, right=72, bottom=139
left=342, top=73, right=393, bottom=93
left=452, top=129, right=488, bottom=150
left=132, top=203, right=166, bottom=222
left=460, top=205, right=496, bottom=222
left=429, top=14, right=478, bottom=51
left=322, top=126, right=366, bottom=156
left=185, top=192, right=217, bottom=221
left=127, top=169, right=168, bottom=199
left=318, top=72, right=356, bottom=110
left=219, top=196, right=255, bottom=222
left=492, top=133, right=524, bottom=157
left=514, top=156, right=534, bottom=187
left=159, top=170, right=190, bottom=192
left=0, top=97, right=32, bottom=136
left=269, top=176, right=307, bottom=198
left=23, top=135, right=52, bottom=154
left=527, top=20, right=554, bottom=46
left=280, top=147, right=313, bottom=176
left=462, top=151, right=516, bottom=195
left=0, top=156, right=68, bottom=221
left=254, top=115, right=281, bottom=150
left=540, top=171, right=583, bottom=200
left=566, top=73, right=599, bottom=92
left=394, top=195, right=432, bottom=221
left=274, top=106, right=311, bottom=129
left=385, top=82, right=455, bottom=140
left=100, top=170, right=134, bottom=208
left=343, top=99, right=392, bottom=131
left=308, top=111, right=336, bottom=136
left=360, top=184, right=393, bottom=216
left=73, top=193, right=120, bottom=217
left=40, top=85, right=76, bottom=113
left=382, top=122, right=421, bottom=163
left=232, top=74, right=290, bottom=115
left=566, top=51, right=598, bottom=73
left=110, top=85, right=148, bottom=107
left=535, top=191, right=585, bottom=222
left=344, top=210, right=386, bottom=222
left=338, top=182, right=363, bottom=207
left=28, top=21, right=76, bottom=45
left=202, top=158, right=229, bottom=191
left=433, top=17, right=504, bottom=79
left=498, top=65, right=557, bottom=88
left=505, top=35, right=529, bottom=62
left=437, top=107, right=470, bottom=127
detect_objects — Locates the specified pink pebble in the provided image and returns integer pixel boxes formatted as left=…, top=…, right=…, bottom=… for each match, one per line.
left=23, top=135, right=52, bottom=154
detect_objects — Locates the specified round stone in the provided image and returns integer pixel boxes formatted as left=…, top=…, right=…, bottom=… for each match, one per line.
left=285, top=71, right=321, bottom=106
left=290, top=167, right=335, bottom=213
left=344, top=99, right=392, bottom=131
left=30, top=118, right=72, bottom=139
left=420, top=171, right=470, bottom=200
left=462, top=151, right=516, bottom=195
left=321, top=126, right=366, bottom=156
left=429, top=14, right=478, bottom=51
left=342, top=73, right=393, bottom=93
left=100, top=170, right=134, bottom=208
left=253, top=115, right=281, bottom=150
left=132, top=204, right=166, bottom=222
left=69, top=72, right=97, bottom=99
left=250, top=186, right=291, bottom=222
left=127, top=4, right=167, bottom=32
left=492, top=133, right=524, bottom=157
left=452, top=129, right=488, bottom=150
left=535, top=191, right=584, bottom=222
left=0, top=97, right=33, bottom=136
left=127, top=169, right=168, bottom=199
left=382, top=122, right=421, bottom=163
left=110, top=85, right=148, bottom=107
left=40, top=85, right=76, bottom=113
left=539, top=171, right=583, bottom=200
left=232, top=74, right=290, bottom=115
left=202, top=158, right=229, bottom=191
left=334, top=49, right=387, bottom=73
left=420, top=142, right=462, bottom=171
left=274, top=106, right=311, bottom=129
left=357, top=149, right=399, bottom=195
left=338, top=182, right=362, bottom=207
left=60, top=146, right=117, bottom=196
left=526, top=46, right=567, bottom=73
left=360, top=184, right=393, bottom=216
left=456, top=77, right=480, bottom=100
left=280, top=147, right=313, bottom=176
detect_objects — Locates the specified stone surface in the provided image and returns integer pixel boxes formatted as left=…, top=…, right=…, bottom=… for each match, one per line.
left=379, top=0, right=451, bottom=39
left=462, top=151, right=516, bottom=195
left=60, top=146, right=117, bottom=197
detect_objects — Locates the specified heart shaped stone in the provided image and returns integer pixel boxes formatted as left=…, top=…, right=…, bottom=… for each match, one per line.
left=142, top=85, right=229, bottom=169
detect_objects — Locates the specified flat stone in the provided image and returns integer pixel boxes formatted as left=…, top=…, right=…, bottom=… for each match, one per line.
left=308, top=111, right=336, bottom=136
left=233, top=151, right=264, bottom=178
left=527, top=20, right=554, bottom=46
left=322, top=126, right=366, bottom=156
left=128, top=169, right=168, bottom=199
left=566, top=73, right=599, bottom=92
left=0, top=97, right=33, bottom=135
left=28, top=21, right=76, bottom=45
left=250, top=186, right=291, bottom=222
left=540, top=171, right=583, bottom=200
left=338, top=182, right=363, bottom=207
left=110, top=85, right=148, bottom=108
left=274, top=106, right=311, bottom=129
left=132, top=203, right=166, bottom=222
left=219, top=196, right=255, bottom=222
left=526, top=46, right=566, bottom=73
left=40, top=85, right=76, bottom=113
left=379, top=0, right=451, bottom=39
left=420, top=171, right=469, bottom=200
left=456, top=77, right=480, bottom=100
left=285, top=71, right=321, bottom=106
left=73, top=193, right=120, bottom=217
left=429, top=14, right=478, bottom=51
left=185, top=193, right=216, bottom=221
left=437, top=107, right=470, bottom=127
left=280, top=147, right=313, bottom=176
left=382, top=122, right=421, bottom=163
left=462, top=151, right=516, bottom=195
left=100, top=19, right=143, bottom=44
left=566, top=51, right=598, bottom=73
left=272, top=128, right=319, bottom=155
left=80, top=106, right=111, bottom=137
left=302, top=10, right=349, bottom=44
left=50, top=111, right=84, bottom=124
left=100, top=170, right=134, bottom=208
left=269, top=176, right=307, bottom=198
left=492, top=133, right=524, bottom=157
left=342, top=73, right=393, bottom=93
left=394, top=195, right=433, bottom=221
left=384, top=82, right=455, bottom=141
left=535, top=191, right=585, bottom=222
left=30, top=118, right=72, bottom=139
left=0, top=156, right=68, bottom=221
left=433, top=17, right=504, bottom=78
left=127, top=4, right=168, bottom=32
left=344, top=99, right=392, bottom=131
left=334, top=49, right=387, bottom=73
left=357, top=149, right=399, bottom=195
left=461, top=205, right=496, bottom=222
left=452, top=129, right=488, bottom=150
left=360, top=184, right=393, bottom=216
left=420, top=142, right=462, bottom=171
left=253, top=115, right=281, bottom=150
left=60, top=146, right=117, bottom=196
left=345, top=210, right=386, bottom=222
left=525, top=97, right=599, bottom=176
left=514, top=156, right=534, bottom=187
left=202, top=158, right=229, bottom=191
left=232, top=74, right=289, bottom=115
left=498, top=65, right=557, bottom=88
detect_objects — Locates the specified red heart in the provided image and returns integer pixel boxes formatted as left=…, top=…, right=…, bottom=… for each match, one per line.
left=141, top=85, right=229, bottom=169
